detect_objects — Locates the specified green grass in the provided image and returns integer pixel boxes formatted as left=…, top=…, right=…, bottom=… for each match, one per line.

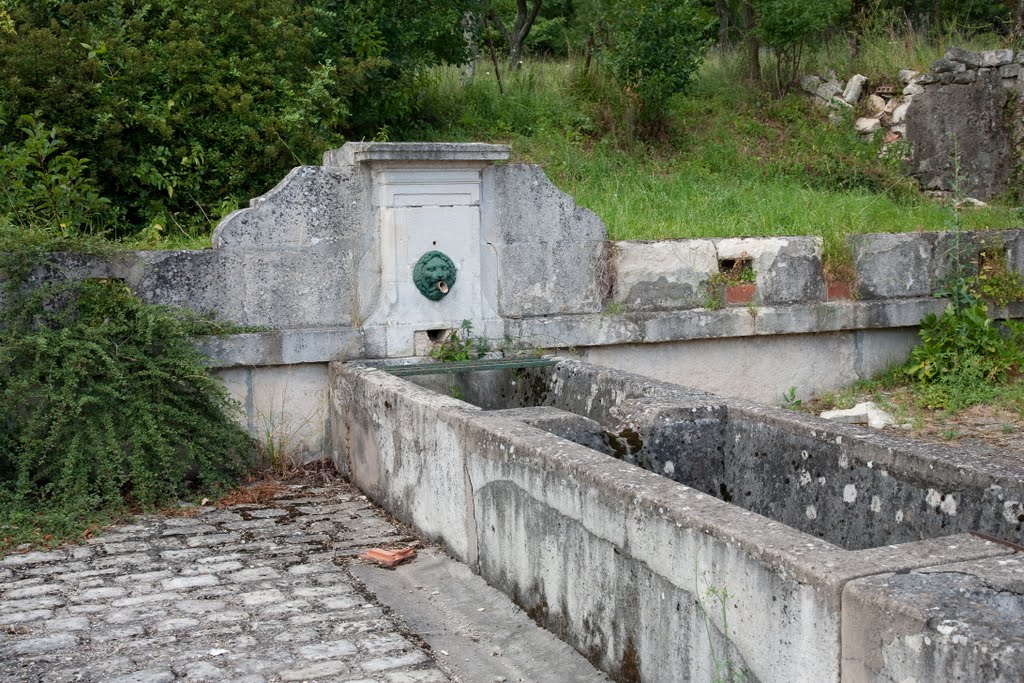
left=811, top=361, right=1024, bottom=421
left=404, top=42, right=1023, bottom=255
left=106, top=26, right=1024, bottom=252
left=0, top=493, right=120, bottom=554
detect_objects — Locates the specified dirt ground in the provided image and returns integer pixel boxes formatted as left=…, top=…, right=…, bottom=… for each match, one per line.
left=804, top=388, right=1024, bottom=455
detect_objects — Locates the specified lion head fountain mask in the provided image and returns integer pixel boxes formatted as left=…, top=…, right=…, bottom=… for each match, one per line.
left=412, top=251, right=457, bottom=301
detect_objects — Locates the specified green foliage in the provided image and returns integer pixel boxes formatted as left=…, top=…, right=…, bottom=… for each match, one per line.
left=904, top=300, right=1024, bottom=409
left=601, top=0, right=713, bottom=128
left=0, top=0, right=469, bottom=239
left=0, top=114, right=112, bottom=236
left=0, top=271, right=254, bottom=552
left=753, top=0, right=850, bottom=94
left=976, top=246, right=1024, bottom=307
left=429, top=320, right=492, bottom=362
left=412, top=55, right=1022, bottom=241
left=694, top=561, right=750, bottom=683
left=704, top=257, right=756, bottom=308
left=781, top=386, right=802, bottom=410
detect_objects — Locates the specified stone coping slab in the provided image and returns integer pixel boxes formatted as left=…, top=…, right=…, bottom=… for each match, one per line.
left=325, top=142, right=511, bottom=166
left=197, top=297, right=956, bottom=367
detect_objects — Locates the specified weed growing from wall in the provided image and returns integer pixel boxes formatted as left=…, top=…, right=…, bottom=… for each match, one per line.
left=694, top=559, right=750, bottom=683
left=904, top=138, right=1024, bottom=410
left=0, top=252, right=254, bottom=552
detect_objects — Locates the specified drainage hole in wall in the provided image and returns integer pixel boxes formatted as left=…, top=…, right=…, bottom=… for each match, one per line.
left=718, top=257, right=752, bottom=273
left=427, top=328, right=452, bottom=343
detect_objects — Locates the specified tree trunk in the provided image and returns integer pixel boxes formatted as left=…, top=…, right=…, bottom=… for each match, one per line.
left=460, top=11, right=479, bottom=85
left=847, top=0, right=869, bottom=59
left=741, top=0, right=759, bottom=82
left=487, top=0, right=542, bottom=70
left=716, top=0, right=731, bottom=50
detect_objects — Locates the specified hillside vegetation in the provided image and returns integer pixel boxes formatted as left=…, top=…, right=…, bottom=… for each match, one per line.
left=406, top=40, right=1021, bottom=253
left=0, top=1, right=1020, bottom=253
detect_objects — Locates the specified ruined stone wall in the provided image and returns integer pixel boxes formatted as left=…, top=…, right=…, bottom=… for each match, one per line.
left=906, top=47, right=1024, bottom=200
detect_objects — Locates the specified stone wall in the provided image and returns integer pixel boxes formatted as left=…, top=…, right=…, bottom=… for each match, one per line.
left=906, top=47, right=1024, bottom=200
left=5, top=143, right=1024, bottom=455
left=803, top=47, right=1024, bottom=202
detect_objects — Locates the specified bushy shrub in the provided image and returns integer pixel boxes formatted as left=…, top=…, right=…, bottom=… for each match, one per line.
left=0, top=114, right=112, bottom=236
left=754, top=0, right=849, bottom=94
left=601, top=0, right=713, bottom=130
left=0, top=0, right=469, bottom=238
left=0, top=273, right=255, bottom=528
left=905, top=300, right=1024, bottom=409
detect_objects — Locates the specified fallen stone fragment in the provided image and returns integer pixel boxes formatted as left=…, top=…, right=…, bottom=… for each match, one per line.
left=891, top=101, right=911, bottom=125
left=897, top=69, right=919, bottom=84
left=854, top=117, right=881, bottom=134
left=820, top=401, right=895, bottom=429
left=842, top=74, right=867, bottom=104
left=800, top=74, right=821, bottom=95
left=360, top=547, right=416, bottom=569
left=955, top=197, right=988, bottom=208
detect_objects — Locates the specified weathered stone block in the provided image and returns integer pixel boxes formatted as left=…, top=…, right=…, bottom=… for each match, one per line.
left=482, top=164, right=608, bottom=317
left=488, top=240, right=608, bottom=317
left=854, top=117, right=881, bottom=133
left=906, top=68, right=1013, bottom=200
left=897, top=69, right=919, bottom=84
left=714, top=236, right=824, bottom=305
left=842, top=74, right=867, bottom=104
left=240, top=249, right=354, bottom=328
left=850, top=233, right=934, bottom=299
left=212, top=166, right=368, bottom=249
left=611, top=240, right=716, bottom=310
left=931, top=58, right=965, bottom=74
left=842, top=556, right=1024, bottom=682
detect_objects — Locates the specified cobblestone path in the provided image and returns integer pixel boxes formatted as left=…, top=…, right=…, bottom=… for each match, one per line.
left=0, top=480, right=451, bottom=683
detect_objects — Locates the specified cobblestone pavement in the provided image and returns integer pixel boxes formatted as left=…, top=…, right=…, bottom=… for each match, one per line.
left=0, top=479, right=452, bottom=683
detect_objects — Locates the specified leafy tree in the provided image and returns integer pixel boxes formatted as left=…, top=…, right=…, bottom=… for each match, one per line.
left=602, top=0, right=713, bottom=130
left=0, top=0, right=469, bottom=239
left=744, top=0, right=849, bottom=94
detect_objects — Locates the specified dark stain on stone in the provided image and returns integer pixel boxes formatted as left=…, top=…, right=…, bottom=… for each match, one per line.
left=719, top=482, right=733, bottom=502
left=603, top=428, right=644, bottom=460
left=616, top=636, right=642, bottom=683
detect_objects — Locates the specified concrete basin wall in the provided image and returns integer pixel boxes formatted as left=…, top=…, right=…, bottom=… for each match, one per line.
left=403, top=361, right=1024, bottom=550
left=329, top=360, right=1018, bottom=682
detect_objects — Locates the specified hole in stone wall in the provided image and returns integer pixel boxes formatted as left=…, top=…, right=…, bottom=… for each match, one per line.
left=978, top=247, right=1003, bottom=273
left=426, top=328, right=452, bottom=343
left=718, top=257, right=752, bottom=274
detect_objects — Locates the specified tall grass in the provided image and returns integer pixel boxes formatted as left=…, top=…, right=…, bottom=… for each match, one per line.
left=803, top=12, right=1009, bottom=82
left=406, top=32, right=1023, bottom=251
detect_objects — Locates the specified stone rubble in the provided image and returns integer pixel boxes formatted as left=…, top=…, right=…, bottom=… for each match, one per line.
left=0, top=482, right=451, bottom=683
left=802, top=46, right=1023, bottom=202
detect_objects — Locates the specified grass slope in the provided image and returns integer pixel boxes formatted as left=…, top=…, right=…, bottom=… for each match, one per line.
left=405, top=46, right=1022, bottom=256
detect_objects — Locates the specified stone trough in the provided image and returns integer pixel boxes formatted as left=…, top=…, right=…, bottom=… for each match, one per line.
left=330, top=358, right=1024, bottom=682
